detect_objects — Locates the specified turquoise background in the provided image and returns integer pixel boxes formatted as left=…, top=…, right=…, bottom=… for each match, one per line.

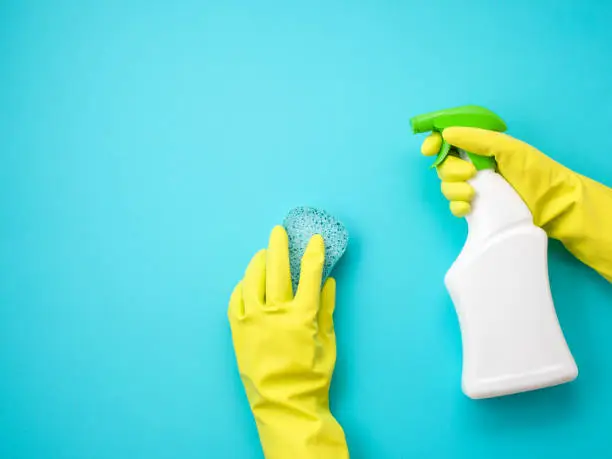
left=2, top=1, right=612, bottom=458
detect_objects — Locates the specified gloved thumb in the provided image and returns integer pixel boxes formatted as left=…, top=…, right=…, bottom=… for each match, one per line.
left=443, top=126, right=574, bottom=187
left=442, top=126, right=533, bottom=159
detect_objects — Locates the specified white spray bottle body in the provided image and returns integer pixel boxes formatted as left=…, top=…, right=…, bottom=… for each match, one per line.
left=445, top=160, right=578, bottom=399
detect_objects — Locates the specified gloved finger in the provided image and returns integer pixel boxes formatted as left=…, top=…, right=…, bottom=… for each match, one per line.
left=443, top=126, right=527, bottom=159
left=450, top=201, right=471, bottom=218
left=318, top=277, right=336, bottom=337
left=295, top=234, right=325, bottom=306
left=227, top=281, right=245, bottom=321
left=421, top=132, right=442, bottom=156
left=243, top=249, right=266, bottom=305
left=266, top=226, right=293, bottom=305
left=437, top=155, right=476, bottom=182
left=316, top=277, right=338, bottom=372
left=441, top=181, right=475, bottom=202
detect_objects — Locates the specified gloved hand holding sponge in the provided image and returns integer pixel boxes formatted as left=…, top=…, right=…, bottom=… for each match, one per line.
left=228, top=208, right=350, bottom=459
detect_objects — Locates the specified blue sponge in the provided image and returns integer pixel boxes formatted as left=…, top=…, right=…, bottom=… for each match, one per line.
left=283, top=206, right=349, bottom=292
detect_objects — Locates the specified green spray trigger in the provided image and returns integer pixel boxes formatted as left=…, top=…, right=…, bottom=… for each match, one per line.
left=410, top=105, right=507, bottom=170
left=431, top=139, right=452, bottom=168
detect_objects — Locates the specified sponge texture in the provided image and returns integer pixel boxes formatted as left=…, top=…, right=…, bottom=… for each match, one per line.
left=283, top=206, right=349, bottom=292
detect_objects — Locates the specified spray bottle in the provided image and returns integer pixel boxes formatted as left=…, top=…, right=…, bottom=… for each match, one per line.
left=411, top=105, right=578, bottom=399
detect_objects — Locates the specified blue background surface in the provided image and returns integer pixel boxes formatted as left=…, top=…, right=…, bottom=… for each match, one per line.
left=2, top=1, right=612, bottom=458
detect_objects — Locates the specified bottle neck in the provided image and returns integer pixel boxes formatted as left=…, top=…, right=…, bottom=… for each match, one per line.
left=466, top=170, right=533, bottom=243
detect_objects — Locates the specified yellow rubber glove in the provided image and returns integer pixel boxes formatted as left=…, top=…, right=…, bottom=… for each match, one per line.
left=228, top=226, right=349, bottom=459
left=422, top=127, right=612, bottom=281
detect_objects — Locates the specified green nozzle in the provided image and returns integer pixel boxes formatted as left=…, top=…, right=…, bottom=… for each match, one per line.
left=410, top=105, right=507, bottom=170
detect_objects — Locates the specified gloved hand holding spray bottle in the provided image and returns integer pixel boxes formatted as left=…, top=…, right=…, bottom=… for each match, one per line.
left=411, top=105, right=578, bottom=399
